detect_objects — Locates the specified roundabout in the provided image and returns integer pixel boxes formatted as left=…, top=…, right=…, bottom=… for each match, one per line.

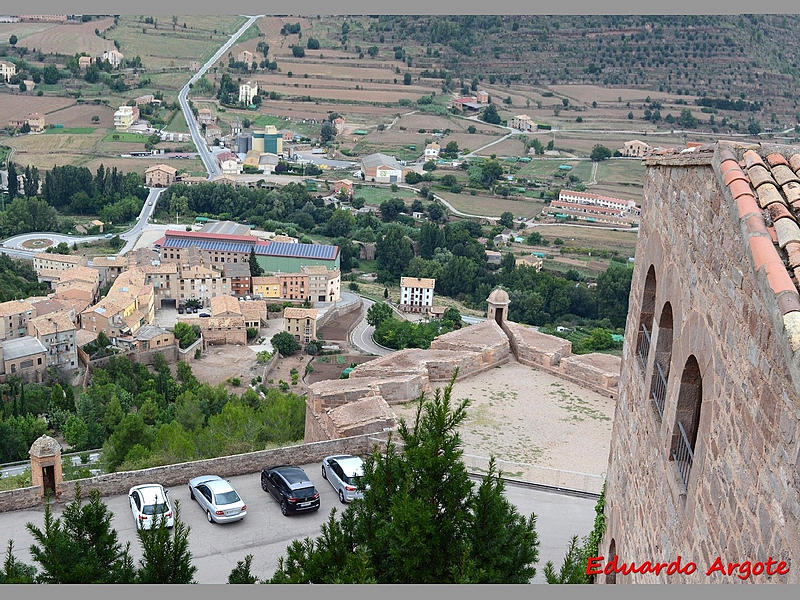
left=20, top=238, right=55, bottom=250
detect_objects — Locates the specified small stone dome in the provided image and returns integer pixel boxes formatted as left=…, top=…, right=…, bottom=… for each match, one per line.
left=487, top=287, right=510, bottom=305
left=29, top=435, right=62, bottom=459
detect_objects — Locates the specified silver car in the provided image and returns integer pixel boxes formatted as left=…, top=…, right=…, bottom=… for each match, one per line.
left=321, top=455, right=366, bottom=503
left=188, top=475, right=247, bottom=524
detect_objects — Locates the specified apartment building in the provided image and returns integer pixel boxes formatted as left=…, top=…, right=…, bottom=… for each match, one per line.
left=0, top=336, right=47, bottom=383
left=34, top=253, right=87, bottom=283
left=400, top=277, right=435, bottom=314
left=81, top=269, right=154, bottom=341
left=278, top=273, right=309, bottom=301
left=283, top=307, right=318, bottom=345
left=53, top=266, right=100, bottom=301
left=142, top=262, right=179, bottom=309
left=90, top=256, right=127, bottom=288
left=176, top=265, right=232, bottom=306
left=0, top=300, right=36, bottom=341
left=301, top=266, right=341, bottom=303
left=223, top=262, right=252, bottom=296
left=28, top=311, right=78, bottom=371
left=252, top=276, right=280, bottom=298
left=113, top=105, right=139, bottom=130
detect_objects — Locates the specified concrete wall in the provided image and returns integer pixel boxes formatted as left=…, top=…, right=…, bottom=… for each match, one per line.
left=0, top=433, right=384, bottom=513
left=315, top=295, right=362, bottom=332
left=601, top=154, right=800, bottom=583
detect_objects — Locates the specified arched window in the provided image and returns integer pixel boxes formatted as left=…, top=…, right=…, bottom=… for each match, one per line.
left=636, top=266, right=657, bottom=372
left=670, top=356, right=703, bottom=491
left=648, top=303, right=673, bottom=420
left=606, top=539, right=617, bottom=584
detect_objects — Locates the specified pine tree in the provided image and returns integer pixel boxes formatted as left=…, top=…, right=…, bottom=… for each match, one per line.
left=228, top=554, right=259, bottom=584
left=270, top=374, right=540, bottom=584
left=26, top=485, right=136, bottom=583
left=0, top=541, right=36, bottom=583
left=249, top=247, right=264, bottom=277
left=136, top=501, right=196, bottom=583
left=544, top=535, right=589, bottom=584
left=7, top=163, right=18, bottom=199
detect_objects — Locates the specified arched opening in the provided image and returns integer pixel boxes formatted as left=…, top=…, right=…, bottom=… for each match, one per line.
left=606, top=539, right=617, bottom=584
left=670, top=355, right=703, bottom=492
left=494, top=307, right=503, bottom=326
left=635, top=266, right=657, bottom=372
left=648, top=302, right=673, bottom=420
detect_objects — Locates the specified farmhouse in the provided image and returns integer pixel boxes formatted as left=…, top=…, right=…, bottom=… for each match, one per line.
left=283, top=307, right=318, bottom=345
left=101, top=49, right=124, bottom=68
left=451, top=96, right=482, bottom=112
left=144, top=164, right=178, bottom=187
left=217, top=152, right=241, bottom=175
left=237, top=50, right=254, bottom=64
left=509, top=114, right=536, bottom=132
left=238, top=81, right=258, bottom=105
left=621, top=139, right=652, bottom=158
left=197, top=108, right=215, bottom=126
left=78, top=56, right=93, bottom=70
left=204, top=123, right=222, bottom=144
left=424, top=142, right=440, bottom=159
left=0, top=60, right=16, bottom=82
left=476, top=90, right=489, bottom=104
left=333, top=179, right=353, bottom=198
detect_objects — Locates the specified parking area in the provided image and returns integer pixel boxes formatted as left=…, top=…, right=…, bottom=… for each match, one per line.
left=0, top=462, right=597, bottom=583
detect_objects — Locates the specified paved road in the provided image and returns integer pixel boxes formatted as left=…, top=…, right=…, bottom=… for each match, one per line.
left=0, top=463, right=598, bottom=583
left=180, top=15, right=263, bottom=178
left=348, top=297, right=392, bottom=356
left=1, top=452, right=101, bottom=479
left=1, top=187, right=165, bottom=259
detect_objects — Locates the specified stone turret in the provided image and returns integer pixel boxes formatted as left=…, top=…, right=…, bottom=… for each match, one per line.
left=486, top=287, right=510, bottom=325
left=29, top=434, right=63, bottom=499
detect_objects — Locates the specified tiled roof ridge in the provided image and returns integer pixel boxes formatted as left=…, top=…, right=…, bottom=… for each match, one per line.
left=716, top=142, right=800, bottom=351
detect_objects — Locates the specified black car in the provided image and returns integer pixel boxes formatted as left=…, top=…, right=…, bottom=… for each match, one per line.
left=260, top=465, right=320, bottom=516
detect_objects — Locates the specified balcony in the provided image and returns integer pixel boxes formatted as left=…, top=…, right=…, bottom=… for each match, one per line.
left=672, top=421, right=694, bottom=492
left=636, top=323, right=651, bottom=371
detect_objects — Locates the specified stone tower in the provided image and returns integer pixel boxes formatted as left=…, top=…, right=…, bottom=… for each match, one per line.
left=601, top=142, right=800, bottom=583
left=29, top=435, right=63, bottom=500
left=486, top=287, right=510, bottom=326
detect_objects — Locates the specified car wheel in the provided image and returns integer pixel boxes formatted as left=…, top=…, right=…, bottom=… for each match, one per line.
left=339, top=489, right=346, bottom=504
left=189, top=487, right=194, bottom=500
left=280, top=501, right=288, bottom=516
left=321, top=465, right=327, bottom=480
left=261, top=478, right=267, bottom=492
left=206, top=510, right=213, bottom=523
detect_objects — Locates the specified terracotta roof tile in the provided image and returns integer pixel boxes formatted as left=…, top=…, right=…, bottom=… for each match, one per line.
left=785, top=241, right=800, bottom=268
left=766, top=152, right=789, bottom=167
left=767, top=226, right=778, bottom=244
left=738, top=195, right=760, bottom=219
left=775, top=218, right=800, bottom=248
left=776, top=290, right=800, bottom=315
left=719, top=146, right=738, bottom=163
left=720, top=159, right=740, bottom=174
left=743, top=149, right=766, bottom=168
left=789, top=154, right=800, bottom=173
left=723, top=169, right=748, bottom=186
left=765, top=261, right=796, bottom=295
left=771, top=164, right=800, bottom=186
left=782, top=181, right=800, bottom=205
left=748, top=235, right=781, bottom=271
left=747, top=165, right=777, bottom=188
left=756, top=184, right=784, bottom=208
left=768, top=202, right=795, bottom=223
left=730, top=178, right=755, bottom=199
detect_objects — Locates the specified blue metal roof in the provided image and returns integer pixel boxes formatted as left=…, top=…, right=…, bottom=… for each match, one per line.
left=255, top=242, right=338, bottom=260
left=163, top=237, right=253, bottom=253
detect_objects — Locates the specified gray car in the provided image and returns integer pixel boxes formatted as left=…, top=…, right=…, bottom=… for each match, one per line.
left=188, top=475, right=247, bottom=524
left=321, top=455, right=366, bottom=503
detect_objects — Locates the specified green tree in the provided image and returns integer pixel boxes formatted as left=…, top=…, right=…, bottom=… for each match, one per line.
left=590, top=144, right=612, bottom=161
left=595, top=264, right=633, bottom=328
left=482, top=104, right=501, bottom=124
left=320, top=122, right=336, bottom=143
left=270, top=377, right=539, bottom=583
left=103, top=413, right=151, bottom=472
left=249, top=247, right=263, bottom=277
left=366, top=302, right=393, bottom=327
left=271, top=331, right=301, bottom=356
left=63, top=415, right=89, bottom=450
left=26, top=486, right=136, bottom=583
left=326, top=209, right=355, bottom=237
left=379, top=197, right=406, bottom=221
left=403, top=72, right=412, bottom=85
left=228, top=554, right=259, bottom=583
left=443, top=141, right=459, bottom=157
left=499, top=211, right=514, bottom=228
left=173, top=321, right=199, bottom=349
left=544, top=535, right=588, bottom=584
left=306, top=37, right=320, bottom=50
left=136, top=502, right=196, bottom=583
left=0, top=541, right=36, bottom=583
left=376, top=225, right=414, bottom=279
left=9, top=35, right=17, bottom=46
left=7, top=163, right=18, bottom=199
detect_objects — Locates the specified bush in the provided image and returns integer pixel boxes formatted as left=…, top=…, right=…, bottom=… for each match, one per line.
left=194, top=348, right=201, bottom=359
left=230, top=378, right=241, bottom=387
left=246, top=327, right=258, bottom=341
left=271, top=332, right=301, bottom=356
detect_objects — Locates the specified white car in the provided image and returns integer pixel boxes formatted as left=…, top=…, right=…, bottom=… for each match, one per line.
left=188, top=475, right=247, bottom=524
left=321, top=455, right=367, bottom=503
left=129, top=484, right=174, bottom=530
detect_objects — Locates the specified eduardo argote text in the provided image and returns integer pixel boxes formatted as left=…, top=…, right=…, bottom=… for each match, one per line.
left=586, top=555, right=790, bottom=581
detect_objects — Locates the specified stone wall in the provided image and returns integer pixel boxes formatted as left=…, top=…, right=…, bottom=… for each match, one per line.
left=601, top=151, right=800, bottom=583
left=0, top=433, right=384, bottom=513
left=316, top=295, right=362, bottom=332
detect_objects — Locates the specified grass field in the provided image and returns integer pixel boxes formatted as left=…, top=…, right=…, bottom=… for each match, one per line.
left=45, top=127, right=95, bottom=135
left=352, top=185, right=418, bottom=206
left=517, top=160, right=594, bottom=181
left=103, top=132, right=148, bottom=143
left=165, top=110, right=190, bottom=133
left=2, top=18, right=116, bottom=55
left=532, top=224, right=639, bottom=255
left=437, top=190, right=545, bottom=219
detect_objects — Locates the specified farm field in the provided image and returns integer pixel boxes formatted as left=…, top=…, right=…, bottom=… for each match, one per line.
left=1, top=18, right=116, bottom=55
left=437, top=190, right=545, bottom=219
left=527, top=224, right=639, bottom=255
left=351, top=185, right=418, bottom=206
left=517, top=160, right=593, bottom=181
left=0, top=94, right=75, bottom=119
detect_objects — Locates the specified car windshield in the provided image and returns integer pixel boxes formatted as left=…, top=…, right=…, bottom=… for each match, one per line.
left=214, top=491, right=240, bottom=505
left=292, top=486, right=315, bottom=499
left=142, top=502, right=168, bottom=515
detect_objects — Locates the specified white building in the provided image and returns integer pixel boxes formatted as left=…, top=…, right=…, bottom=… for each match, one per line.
left=239, top=81, right=258, bottom=105
left=399, top=276, right=435, bottom=314
left=101, top=49, right=124, bottom=68
left=424, top=142, right=440, bottom=159
left=509, top=114, right=536, bottom=132
left=0, top=60, right=16, bottom=82
left=558, top=189, right=640, bottom=216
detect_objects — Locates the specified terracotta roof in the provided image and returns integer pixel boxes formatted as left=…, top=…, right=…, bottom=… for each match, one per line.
left=57, top=265, right=100, bottom=285
left=145, top=163, right=177, bottom=175
left=717, top=143, right=800, bottom=350
left=29, top=311, right=75, bottom=336
left=35, top=253, right=84, bottom=265
left=400, top=276, right=435, bottom=289
left=240, top=300, right=267, bottom=320
left=210, top=295, right=242, bottom=316
left=252, top=276, right=279, bottom=285
left=283, top=307, right=318, bottom=319
left=0, top=299, right=34, bottom=317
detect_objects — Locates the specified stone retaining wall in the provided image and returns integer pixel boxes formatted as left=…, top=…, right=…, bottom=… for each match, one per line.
left=0, top=433, right=382, bottom=513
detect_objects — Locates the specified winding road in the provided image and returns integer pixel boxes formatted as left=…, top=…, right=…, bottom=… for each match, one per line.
left=348, top=297, right=392, bottom=356
left=180, top=14, right=263, bottom=178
